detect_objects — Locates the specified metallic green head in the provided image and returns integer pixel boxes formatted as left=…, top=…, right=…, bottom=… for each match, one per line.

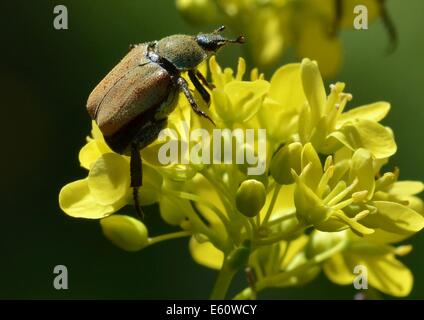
left=155, top=26, right=245, bottom=71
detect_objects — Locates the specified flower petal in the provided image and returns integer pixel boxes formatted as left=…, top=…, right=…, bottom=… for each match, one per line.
left=136, top=164, right=162, bottom=206
left=330, top=119, right=397, bottom=159
left=349, top=148, right=375, bottom=199
left=338, top=102, right=390, bottom=126
left=364, top=254, right=413, bottom=297
left=301, top=58, right=327, bottom=121
left=59, top=179, right=116, bottom=219
left=159, top=195, right=189, bottom=226
left=324, top=253, right=355, bottom=285
left=88, top=153, right=130, bottom=205
left=280, top=235, right=309, bottom=269
left=389, top=181, right=424, bottom=196
left=189, top=236, right=223, bottom=270
left=91, top=120, right=105, bottom=140
left=79, top=140, right=112, bottom=170
left=258, top=98, right=298, bottom=143
left=364, top=228, right=415, bottom=244
left=374, top=201, right=424, bottom=232
left=301, top=143, right=323, bottom=190
left=79, top=141, right=101, bottom=170
left=268, top=63, right=305, bottom=111
left=294, top=179, right=328, bottom=225
left=223, top=80, right=270, bottom=123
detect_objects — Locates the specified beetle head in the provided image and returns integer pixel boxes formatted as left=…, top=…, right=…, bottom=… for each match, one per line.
left=195, top=26, right=245, bottom=53
left=154, top=27, right=245, bottom=71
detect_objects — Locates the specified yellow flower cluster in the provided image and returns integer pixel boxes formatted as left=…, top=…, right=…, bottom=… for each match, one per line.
left=59, top=57, right=423, bottom=298
left=176, top=0, right=389, bottom=77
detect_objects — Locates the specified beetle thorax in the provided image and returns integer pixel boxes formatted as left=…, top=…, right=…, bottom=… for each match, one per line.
left=155, top=34, right=208, bottom=71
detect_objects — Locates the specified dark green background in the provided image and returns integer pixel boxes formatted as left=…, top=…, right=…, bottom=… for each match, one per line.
left=0, top=0, right=423, bottom=299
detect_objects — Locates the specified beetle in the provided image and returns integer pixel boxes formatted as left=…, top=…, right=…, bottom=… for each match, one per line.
left=86, top=26, right=244, bottom=217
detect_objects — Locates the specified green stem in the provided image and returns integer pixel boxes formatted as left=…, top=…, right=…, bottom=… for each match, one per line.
left=261, top=184, right=282, bottom=225
left=249, top=217, right=258, bottom=231
left=163, top=188, right=230, bottom=227
left=210, top=257, right=236, bottom=300
left=253, top=222, right=306, bottom=246
left=232, top=239, right=348, bottom=299
left=201, top=168, right=252, bottom=240
left=161, top=188, right=226, bottom=249
left=146, top=231, right=192, bottom=246
left=257, top=239, right=347, bottom=290
left=266, top=211, right=297, bottom=227
left=201, top=168, right=234, bottom=215
left=278, top=241, right=291, bottom=268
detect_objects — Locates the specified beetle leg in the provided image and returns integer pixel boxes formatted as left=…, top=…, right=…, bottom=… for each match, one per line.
left=177, top=77, right=215, bottom=125
left=130, top=142, right=144, bottom=219
left=128, top=117, right=168, bottom=218
left=188, top=70, right=210, bottom=106
left=195, top=70, right=215, bottom=90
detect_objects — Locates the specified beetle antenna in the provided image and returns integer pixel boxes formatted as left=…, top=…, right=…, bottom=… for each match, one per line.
left=214, top=25, right=226, bottom=33
left=228, top=35, right=245, bottom=44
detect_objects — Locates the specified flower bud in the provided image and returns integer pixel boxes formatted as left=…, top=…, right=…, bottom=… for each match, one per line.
left=270, top=142, right=302, bottom=184
left=236, top=179, right=266, bottom=217
left=100, top=215, right=148, bottom=252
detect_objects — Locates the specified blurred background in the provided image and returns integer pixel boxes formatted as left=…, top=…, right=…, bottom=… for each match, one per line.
left=0, top=0, right=423, bottom=299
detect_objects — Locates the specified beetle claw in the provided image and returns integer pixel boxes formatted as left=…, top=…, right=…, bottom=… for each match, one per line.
left=196, top=110, right=215, bottom=126
left=207, top=116, right=216, bottom=126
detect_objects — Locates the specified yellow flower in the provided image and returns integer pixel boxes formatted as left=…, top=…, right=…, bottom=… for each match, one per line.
left=298, top=58, right=396, bottom=158
left=60, top=56, right=423, bottom=299
left=292, top=145, right=375, bottom=235
left=289, top=143, right=424, bottom=236
left=318, top=230, right=414, bottom=297
left=59, top=129, right=162, bottom=219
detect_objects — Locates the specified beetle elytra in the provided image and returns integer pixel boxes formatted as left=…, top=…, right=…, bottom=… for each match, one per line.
left=87, top=26, right=244, bottom=217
